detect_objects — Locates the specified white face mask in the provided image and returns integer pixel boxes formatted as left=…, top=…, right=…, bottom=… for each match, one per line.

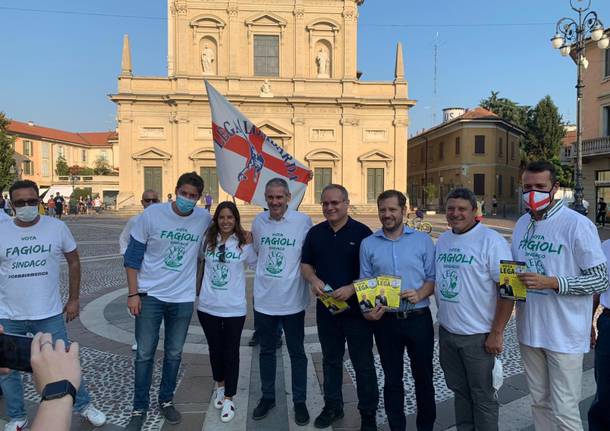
left=15, top=206, right=39, bottom=222
left=522, top=190, right=552, bottom=212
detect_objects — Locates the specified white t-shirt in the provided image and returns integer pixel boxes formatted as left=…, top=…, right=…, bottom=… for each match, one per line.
left=0, top=216, right=77, bottom=320
left=512, top=204, right=606, bottom=353
left=600, top=240, right=610, bottom=310
left=198, top=234, right=257, bottom=317
left=0, top=211, right=11, bottom=223
left=130, top=203, right=211, bottom=303
left=119, top=214, right=140, bottom=255
left=435, top=223, right=512, bottom=335
left=252, top=209, right=312, bottom=315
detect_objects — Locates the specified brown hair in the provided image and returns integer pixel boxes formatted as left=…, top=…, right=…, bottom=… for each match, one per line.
left=205, top=201, right=247, bottom=252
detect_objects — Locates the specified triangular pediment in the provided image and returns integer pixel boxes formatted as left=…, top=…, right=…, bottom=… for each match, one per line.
left=358, top=150, right=393, bottom=162
left=189, top=147, right=216, bottom=161
left=258, top=121, right=291, bottom=138
left=305, top=148, right=341, bottom=162
left=245, top=12, right=287, bottom=27
left=132, top=147, right=172, bottom=161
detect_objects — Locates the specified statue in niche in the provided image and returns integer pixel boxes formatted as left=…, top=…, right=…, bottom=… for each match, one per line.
left=201, top=43, right=215, bottom=74
left=260, top=79, right=273, bottom=98
left=316, top=47, right=330, bottom=77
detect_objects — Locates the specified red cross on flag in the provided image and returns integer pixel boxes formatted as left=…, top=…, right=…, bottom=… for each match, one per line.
left=205, top=81, right=312, bottom=209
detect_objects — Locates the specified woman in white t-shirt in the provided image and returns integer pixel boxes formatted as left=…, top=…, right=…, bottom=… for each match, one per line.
left=197, top=201, right=256, bottom=423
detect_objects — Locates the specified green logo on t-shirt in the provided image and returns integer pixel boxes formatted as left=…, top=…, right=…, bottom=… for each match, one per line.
left=211, top=263, right=230, bottom=288
left=439, top=270, right=460, bottom=301
left=265, top=250, right=285, bottom=275
left=164, top=245, right=186, bottom=268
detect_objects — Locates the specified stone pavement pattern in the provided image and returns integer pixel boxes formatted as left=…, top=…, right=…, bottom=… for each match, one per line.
left=0, top=213, right=604, bottom=430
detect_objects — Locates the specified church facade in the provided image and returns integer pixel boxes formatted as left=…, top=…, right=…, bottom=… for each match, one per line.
left=111, top=0, right=414, bottom=209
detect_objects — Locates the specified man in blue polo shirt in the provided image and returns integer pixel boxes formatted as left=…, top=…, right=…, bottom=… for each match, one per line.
left=301, top=184, right=378, bottom=430
left=360, top=190, right=436, bottom=431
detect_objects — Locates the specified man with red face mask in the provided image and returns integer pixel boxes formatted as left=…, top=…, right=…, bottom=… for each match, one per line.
left=512, top=160, right=608, bottom=431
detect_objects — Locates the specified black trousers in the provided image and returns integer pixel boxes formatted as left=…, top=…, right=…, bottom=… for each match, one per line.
left=197, top=311, right=245, bottom=397
left=373, top=308, right=436, bottom=431
left=317, top=307, right=378, bottom=414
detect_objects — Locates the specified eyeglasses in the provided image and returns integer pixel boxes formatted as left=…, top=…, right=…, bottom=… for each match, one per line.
left=218, top=243, right=226, bottom=263
left=143, top=198, right=159, bottom=203
left=13, top=199, right=39, bottom=208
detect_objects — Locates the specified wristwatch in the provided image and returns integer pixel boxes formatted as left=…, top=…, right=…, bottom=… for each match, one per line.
left=40, top=380, right=77, bottom=404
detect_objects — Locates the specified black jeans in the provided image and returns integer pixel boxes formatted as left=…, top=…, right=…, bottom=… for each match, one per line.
left=373, top=308, right=436, bottom=431
left=317, top=308, right=378, bottom=414
left=256, top=310, right=307, bottom=403
left=589, top=310, right=610, bottom=431
left=197, top=311, right=245, bottom=397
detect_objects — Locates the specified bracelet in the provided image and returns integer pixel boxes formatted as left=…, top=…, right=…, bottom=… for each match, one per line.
left=128, top=293, right=139, bottom=298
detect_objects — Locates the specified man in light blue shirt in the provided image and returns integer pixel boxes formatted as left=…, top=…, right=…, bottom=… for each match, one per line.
left=360, top=190, right=436, bottom=431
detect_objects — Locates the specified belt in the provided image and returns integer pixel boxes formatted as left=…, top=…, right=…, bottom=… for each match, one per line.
left=390, top=307, right=429, bottom=320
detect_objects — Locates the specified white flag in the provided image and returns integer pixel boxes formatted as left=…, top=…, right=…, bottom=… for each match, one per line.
left=205, top=81, right=312, bottom=209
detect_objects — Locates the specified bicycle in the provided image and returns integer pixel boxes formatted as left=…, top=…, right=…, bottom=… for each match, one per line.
left=405, top=213, right=433, bottom=234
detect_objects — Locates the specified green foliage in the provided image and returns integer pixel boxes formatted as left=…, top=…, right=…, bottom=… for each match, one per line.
left=423, top=183, right=438, bottom=200
left=0, top=112, right=16, bottom=191
left=93, top=156, right=112, bottom=175
left=524, top=96, right=565, bottom=161
left=480, top=91, right=529, bottom=129
left=72, top=187, right=92, bottom=200
left=68, top=165, right=95, bottom=175
left=55, top=155, right=69, bottom=176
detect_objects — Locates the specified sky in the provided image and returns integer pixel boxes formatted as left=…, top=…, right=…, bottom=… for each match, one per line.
left=2, top=0, right=610, bottom=135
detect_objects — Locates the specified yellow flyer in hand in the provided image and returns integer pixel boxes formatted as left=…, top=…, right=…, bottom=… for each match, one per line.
left=499, top=260, right=527, bottom=301
left=376, top=275, right=401, bottom=309
left=354, top=278, right=377, bottom=313
left=317, top=284, right=350, bottom=315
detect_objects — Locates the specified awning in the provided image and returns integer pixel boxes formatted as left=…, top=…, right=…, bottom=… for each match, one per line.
left=40, top=186, right=74, bottom=200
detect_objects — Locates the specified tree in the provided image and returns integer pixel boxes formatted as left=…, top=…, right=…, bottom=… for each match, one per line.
left=93, top=156, right=112, bottom=175
left=524, top=95, right=565, bottom=161
left=480, top=91, right=529, bottom=129
left=55, top=155, right=69, bottom=176
left=0, top=112, right=16, bottom=191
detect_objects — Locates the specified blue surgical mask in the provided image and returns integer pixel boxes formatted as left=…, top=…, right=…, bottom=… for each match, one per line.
left=15, top=206, right=39, bottom=222
left=175, top=195, right=197, bottom=213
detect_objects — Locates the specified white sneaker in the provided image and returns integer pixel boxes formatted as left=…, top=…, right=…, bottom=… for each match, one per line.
left=214, top=386, right=225, bottom=409
left=4, top=418, right=28, bottom=431
left=80, top=404, right=107, bottom=427
left=131, top=343, right=138, bottom=351
left=221, top=399, right=235, bottom=423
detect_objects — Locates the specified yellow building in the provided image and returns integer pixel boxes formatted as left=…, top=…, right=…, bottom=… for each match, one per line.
left=407, top=107, right=524, bottom=214
left=110, top=0, right=414, bottom=210
left=7, top=120, right=119, bottom=204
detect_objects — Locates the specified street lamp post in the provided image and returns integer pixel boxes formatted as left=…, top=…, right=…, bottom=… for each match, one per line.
left=551, top=0, right=609, bottom=215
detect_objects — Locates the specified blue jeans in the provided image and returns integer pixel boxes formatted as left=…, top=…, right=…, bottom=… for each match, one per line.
left=256, top=310, right=307, bottom=403
left=589, top=310, right=610, bottom=431
left=133, top=295, right=193, bottom=411
left=0, top=314, right=91, bottom=420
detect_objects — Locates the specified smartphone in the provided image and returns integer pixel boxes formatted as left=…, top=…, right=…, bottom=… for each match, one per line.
left=0, top=333, right=33, bottom=372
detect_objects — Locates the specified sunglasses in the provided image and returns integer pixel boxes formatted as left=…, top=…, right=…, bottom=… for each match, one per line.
left=13, top=199, right=39, bottom=208
left=218, top=243, right=226, bottom=263
left=143, top=198, right=159, bottom=203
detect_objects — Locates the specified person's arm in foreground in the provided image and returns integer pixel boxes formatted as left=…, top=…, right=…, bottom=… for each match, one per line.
left=30, top=332, right=82, bottom=431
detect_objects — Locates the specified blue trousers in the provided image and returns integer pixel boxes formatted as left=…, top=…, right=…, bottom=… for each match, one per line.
left=133, top=295, right=193, bottom=411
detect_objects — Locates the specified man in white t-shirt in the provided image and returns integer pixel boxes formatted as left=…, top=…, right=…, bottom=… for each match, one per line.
left=0, top=180, right=106, bottom=431
left=512, top=161, right=608, bottom=431
left=119, top=190, right=160, bottom=255
left=435, top=188, right=514, bottom=430
left=250, top=178, right=313, bottom=426
left=123, top=172, right=211, bottom=431
left=588, top=239, right=610, bottom=431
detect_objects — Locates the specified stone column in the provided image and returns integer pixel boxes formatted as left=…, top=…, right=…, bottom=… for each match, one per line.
left=227, top=3, right=239, bottom=77
left=393, top=116, right=409, bottom=194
